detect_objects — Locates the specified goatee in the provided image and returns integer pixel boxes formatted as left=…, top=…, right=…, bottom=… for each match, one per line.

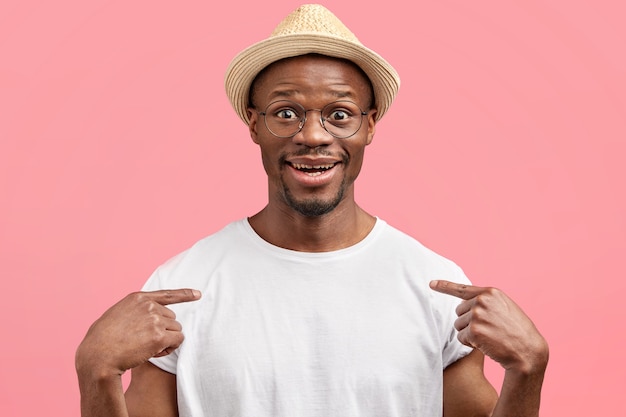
left=282, top=179, right=346, bottom=217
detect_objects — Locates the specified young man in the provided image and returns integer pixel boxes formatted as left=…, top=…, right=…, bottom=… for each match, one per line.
left=76, top=5, right=548, bottom=416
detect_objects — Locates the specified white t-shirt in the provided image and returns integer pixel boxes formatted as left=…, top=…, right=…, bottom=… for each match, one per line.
left=143, top=218, right=472, bottom=416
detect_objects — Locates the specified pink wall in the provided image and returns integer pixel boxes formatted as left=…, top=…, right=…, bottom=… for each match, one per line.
left=1, top=1, right=624, bottom=415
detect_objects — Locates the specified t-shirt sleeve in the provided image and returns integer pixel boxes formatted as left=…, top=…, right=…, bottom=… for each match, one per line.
left=141, top=260, right=182, bottom=375
left=439, top=266, right=474, bottom=369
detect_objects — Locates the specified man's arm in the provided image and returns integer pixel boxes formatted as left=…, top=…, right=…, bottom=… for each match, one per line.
left=125, top=362, right=178, bottom=417
left=443, top=349, right=498, bottom=417
left=75, top=289, right=201, bottom=417
left=431, top=280, right=549, bottom=417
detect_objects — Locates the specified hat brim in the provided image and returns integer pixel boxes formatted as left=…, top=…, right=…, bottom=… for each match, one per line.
left=225, top=33, right=400, bottom=125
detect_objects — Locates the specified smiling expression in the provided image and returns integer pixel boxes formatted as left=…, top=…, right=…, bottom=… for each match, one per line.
left=247, top=54, right=377, bottom=217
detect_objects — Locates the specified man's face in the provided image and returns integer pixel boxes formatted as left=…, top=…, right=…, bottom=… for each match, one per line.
left=247, top=55, right=377, bottom=217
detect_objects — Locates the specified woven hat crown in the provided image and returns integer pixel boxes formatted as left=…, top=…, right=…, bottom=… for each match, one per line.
left=270, top=4, right=359, bottom=42
left=224, top=4, right=400, bottom=125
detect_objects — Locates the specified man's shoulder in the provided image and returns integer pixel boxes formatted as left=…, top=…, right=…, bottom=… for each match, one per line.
left=142, top=219, right=251, bottom=291
left=190, top=218, right=249, bottom=249
left=377, top=219, right=465, bottom=275
left=153, top=219, right=248, bottom=271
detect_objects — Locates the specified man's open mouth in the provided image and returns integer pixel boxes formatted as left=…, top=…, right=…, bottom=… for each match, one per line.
left=289, top=162, right=337, bottom=177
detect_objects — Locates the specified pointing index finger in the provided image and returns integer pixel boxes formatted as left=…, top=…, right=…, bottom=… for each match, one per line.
left=429, top=280, right=485, bottom=300
left=147, top=289, right=202, bottom=305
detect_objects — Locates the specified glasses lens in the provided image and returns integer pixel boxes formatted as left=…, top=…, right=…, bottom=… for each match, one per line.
left=264, top=101, right=305, bottom=138
left=321, top=101, right=364, bottom=139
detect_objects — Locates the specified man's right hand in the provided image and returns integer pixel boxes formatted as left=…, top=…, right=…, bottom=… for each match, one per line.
left=75, top=289, right=201, bottom=378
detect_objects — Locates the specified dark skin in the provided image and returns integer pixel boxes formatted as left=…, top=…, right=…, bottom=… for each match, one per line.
left=433, top=280, right=548, bottom=417
left=246, top=55, right=377, bottom=252
left=76, top=55, right=548, bottom=417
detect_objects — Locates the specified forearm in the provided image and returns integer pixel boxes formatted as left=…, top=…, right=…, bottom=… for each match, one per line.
left=77, top=366, right=129, bottom=417
left=491, top=366, right=547, bottom=417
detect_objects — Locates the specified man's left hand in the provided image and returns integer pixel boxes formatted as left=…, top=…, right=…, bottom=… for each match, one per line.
left=430, top=280, right=549, bottom=375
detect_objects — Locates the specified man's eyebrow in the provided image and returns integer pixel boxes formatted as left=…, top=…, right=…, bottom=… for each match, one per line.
left=330, top=89, right=357, bottom=99
left=267, top=89, right=299, bottom=101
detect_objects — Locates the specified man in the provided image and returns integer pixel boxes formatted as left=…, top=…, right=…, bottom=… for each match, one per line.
left=76, top=5, right=548, bottom=417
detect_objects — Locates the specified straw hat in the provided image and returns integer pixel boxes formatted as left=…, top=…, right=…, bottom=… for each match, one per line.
left=224, top=4, right=400, bottom=125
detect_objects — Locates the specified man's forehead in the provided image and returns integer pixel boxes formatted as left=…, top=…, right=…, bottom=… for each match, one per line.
left=255, top=54, right=372, bottom=88
left=250, top=54, right=374, bottom=105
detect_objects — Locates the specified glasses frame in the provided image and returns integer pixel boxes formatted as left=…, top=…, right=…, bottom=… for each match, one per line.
left=257, top=100, right=369, bottom=139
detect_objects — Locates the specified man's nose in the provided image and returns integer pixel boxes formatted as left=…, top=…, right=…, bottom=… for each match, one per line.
left=291, top=111, right=334, bottom=147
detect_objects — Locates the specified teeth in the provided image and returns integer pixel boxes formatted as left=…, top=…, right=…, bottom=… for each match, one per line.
left=292, top=163, right=335, bottom=170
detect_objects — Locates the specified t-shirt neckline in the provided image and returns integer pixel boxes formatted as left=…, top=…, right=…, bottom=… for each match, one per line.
left=239, top=217, right=387, bottom=259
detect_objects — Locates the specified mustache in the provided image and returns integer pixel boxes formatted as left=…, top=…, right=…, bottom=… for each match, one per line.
left=292, top=147, right=334, bottom=157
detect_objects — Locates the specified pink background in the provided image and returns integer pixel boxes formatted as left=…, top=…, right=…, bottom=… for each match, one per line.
left=1, top=1, right=624, bottom=415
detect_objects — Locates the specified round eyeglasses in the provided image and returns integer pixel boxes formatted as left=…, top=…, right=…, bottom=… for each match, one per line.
left=257, top=100, right=369, bottom=139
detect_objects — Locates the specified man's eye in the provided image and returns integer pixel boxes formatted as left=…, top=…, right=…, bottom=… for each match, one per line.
left=328, top=110, right=350, bottom=121
left=276, top=109, right=298, bottom=119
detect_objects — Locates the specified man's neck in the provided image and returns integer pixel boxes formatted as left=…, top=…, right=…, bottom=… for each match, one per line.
left=248, top=201, right=376, bottom=253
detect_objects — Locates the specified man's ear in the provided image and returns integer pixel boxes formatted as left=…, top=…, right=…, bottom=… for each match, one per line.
left=247, top=108, right=260, bottom=144
left=365, top=109, right=378, bottom=145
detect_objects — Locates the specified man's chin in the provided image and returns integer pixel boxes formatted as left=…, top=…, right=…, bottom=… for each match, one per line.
left=284, top=190, right=344, bottom=217
left=281, top=179, right=346, bottom=217
left=288, top=199, right=339, bottom=217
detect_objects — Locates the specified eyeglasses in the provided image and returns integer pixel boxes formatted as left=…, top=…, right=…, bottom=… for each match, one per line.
left=257, top=100, right=369, bottom=139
